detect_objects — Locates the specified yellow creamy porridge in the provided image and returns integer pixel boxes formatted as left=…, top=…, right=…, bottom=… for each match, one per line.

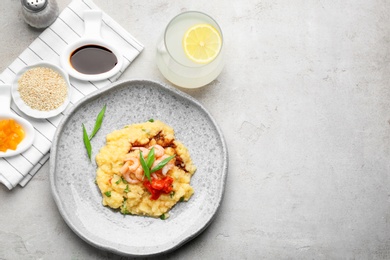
left=95, top=120, right=196, bottom=219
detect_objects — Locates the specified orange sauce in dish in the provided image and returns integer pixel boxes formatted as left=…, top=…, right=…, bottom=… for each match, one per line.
left=0, top=119, right=25, bottom=152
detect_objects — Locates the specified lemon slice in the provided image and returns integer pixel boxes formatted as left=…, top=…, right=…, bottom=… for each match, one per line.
left=183, top=23, right=222, bottom=64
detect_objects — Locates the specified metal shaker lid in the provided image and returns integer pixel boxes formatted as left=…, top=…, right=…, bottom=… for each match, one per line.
left=21, top=0, right=48, bottom=12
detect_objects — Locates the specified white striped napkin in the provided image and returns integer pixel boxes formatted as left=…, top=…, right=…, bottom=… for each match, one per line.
left=0, top=0, right=143, bottom=190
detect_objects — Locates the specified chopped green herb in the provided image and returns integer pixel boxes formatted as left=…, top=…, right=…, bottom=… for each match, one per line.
left=148, top=119, right=154, bottom=122
left=104, top=191, right=111, bottom=197
left=124, top=184, right=130, bottom=193
left=121, top=199, right=130, bottom=214
left=115, top=179, right=121, bottom=185
left=82, top=123, right=92, bottom=160
left=89, top=105, right=106, bottom=139
left=179, top=197, right=184, bottom=202
left=123, top=125, right=129, bottom=128
left=160, top=213, right=166, bottom=220
left=121, top=177, right=128, bottom=184
left=170, top=191, right=175, bottom=198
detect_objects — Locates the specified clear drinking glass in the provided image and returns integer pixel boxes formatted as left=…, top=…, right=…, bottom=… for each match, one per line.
left=156, top=11, right=224, bottom=89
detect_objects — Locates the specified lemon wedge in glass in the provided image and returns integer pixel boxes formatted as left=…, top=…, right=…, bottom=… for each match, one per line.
left=182, top=23, right=222, bottom=64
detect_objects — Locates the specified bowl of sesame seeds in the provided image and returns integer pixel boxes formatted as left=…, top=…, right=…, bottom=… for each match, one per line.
left=11, top=62, right=71, bottom=119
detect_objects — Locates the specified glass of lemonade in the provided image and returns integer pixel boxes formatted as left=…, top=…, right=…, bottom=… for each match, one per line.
left=156, top=11, right=224, bottom=89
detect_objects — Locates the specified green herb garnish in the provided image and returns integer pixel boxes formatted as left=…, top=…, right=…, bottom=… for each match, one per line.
left=124, top=184, right=130, bottom=193
left=139, top=151, right=150, bottom=181
left=89, top=104, right=106, bottom=139
left=148, top=119, right=154, bottom=122
left=121, top=177, right=128, bottom=184
left=160, top=213, right=166, bottom=220
left=82, top=124, right=92, bottom=160
left=179, top=197, right=184, bottom=202
left=82, top=105, right=107, bottom=161
left=121, top=198, right=130, bottom=214
left=104, top=191, right=111, bottom=197
left=115, top=179, right=121, bottom=185
left=146, top=147, right=156, bottom=168
left=139, top=148, right=175, bottom=182
left=139, top=147, right=156, bottom=182
left=170, top=191, right=175, bottom=198
left=151, top=155, right=175, bottom=173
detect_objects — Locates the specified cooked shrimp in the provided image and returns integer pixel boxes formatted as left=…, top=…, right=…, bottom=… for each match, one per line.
left=122, top=171, right=140, bottom=184
left=152, top=154, right=168, bottom=168
left=121, top=156, right=140, bottom=173
left=162, top=155, right=175, bottom=175
left=151, top=154, right=175, bottom=175
left=152, top=144, right=165, bottom=158
left=126, top=157, right=140, bottom=172
left=162, top=161, right=174, bottom=175
left=151, top=173, right=159, bottom=180
left=134, top=166, right=144, bottom=181
left=121, top=156, right=142, bottom=183
left=131, top=147, right=150, bottom=157
left=122, top=145, right=169, bottom=181
left=124, top=152, right=137, bottom=160
left=120, top=161, right=131, bottom=175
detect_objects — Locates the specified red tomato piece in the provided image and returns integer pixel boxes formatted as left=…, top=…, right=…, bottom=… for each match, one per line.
left=143, top=176, right=174, bottom=200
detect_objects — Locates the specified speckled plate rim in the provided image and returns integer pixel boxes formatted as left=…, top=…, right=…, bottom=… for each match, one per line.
left=49, top=79, right=228, bottom=257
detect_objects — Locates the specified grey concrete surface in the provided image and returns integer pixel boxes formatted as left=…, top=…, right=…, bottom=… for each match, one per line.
left=1, top=0, right=390, bottom=259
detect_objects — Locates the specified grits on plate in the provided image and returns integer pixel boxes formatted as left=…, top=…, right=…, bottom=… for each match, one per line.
left=95, top=120, right=196, bottom=219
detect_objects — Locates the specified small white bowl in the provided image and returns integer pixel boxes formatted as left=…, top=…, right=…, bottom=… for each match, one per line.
left=11, top=61, right=71, bottom=119
left=60, top=10, right=123, bottom=81
left=0, top=85, right=35, bottom=158
left=60, top=39, right=123, bottom=81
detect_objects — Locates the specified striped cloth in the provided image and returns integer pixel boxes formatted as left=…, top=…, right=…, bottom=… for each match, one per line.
left=0, top=0, right=143, bottom=190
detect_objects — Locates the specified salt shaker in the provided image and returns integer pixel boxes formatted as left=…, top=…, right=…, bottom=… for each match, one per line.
left=21, top=0, right=59, bottom=29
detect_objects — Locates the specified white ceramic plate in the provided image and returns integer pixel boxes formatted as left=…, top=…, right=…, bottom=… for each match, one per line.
left=11, top=62, right=71, bottom=119
left=50, top=79, right=228, bottom=257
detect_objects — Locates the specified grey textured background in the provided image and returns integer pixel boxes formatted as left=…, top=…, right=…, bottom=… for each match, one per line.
left=1, top=0, right=390, bottom=259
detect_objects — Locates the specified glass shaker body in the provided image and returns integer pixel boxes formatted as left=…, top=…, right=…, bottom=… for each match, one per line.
left=21, top=0, right=59, bottom=29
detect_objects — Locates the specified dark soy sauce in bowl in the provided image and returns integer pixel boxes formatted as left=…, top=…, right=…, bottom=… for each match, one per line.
left=70, top=45, right=118, bottom=75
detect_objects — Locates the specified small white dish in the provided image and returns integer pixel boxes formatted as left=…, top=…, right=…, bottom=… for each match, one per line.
left=60, top=10, right=123, bottom=81
left=0, top=85, right=35, bottom=158
left=11, top=61, right=71, bottom=119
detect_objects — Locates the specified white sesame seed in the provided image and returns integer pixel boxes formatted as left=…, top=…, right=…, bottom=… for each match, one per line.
left=17, top=67, right=68, bottom=111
